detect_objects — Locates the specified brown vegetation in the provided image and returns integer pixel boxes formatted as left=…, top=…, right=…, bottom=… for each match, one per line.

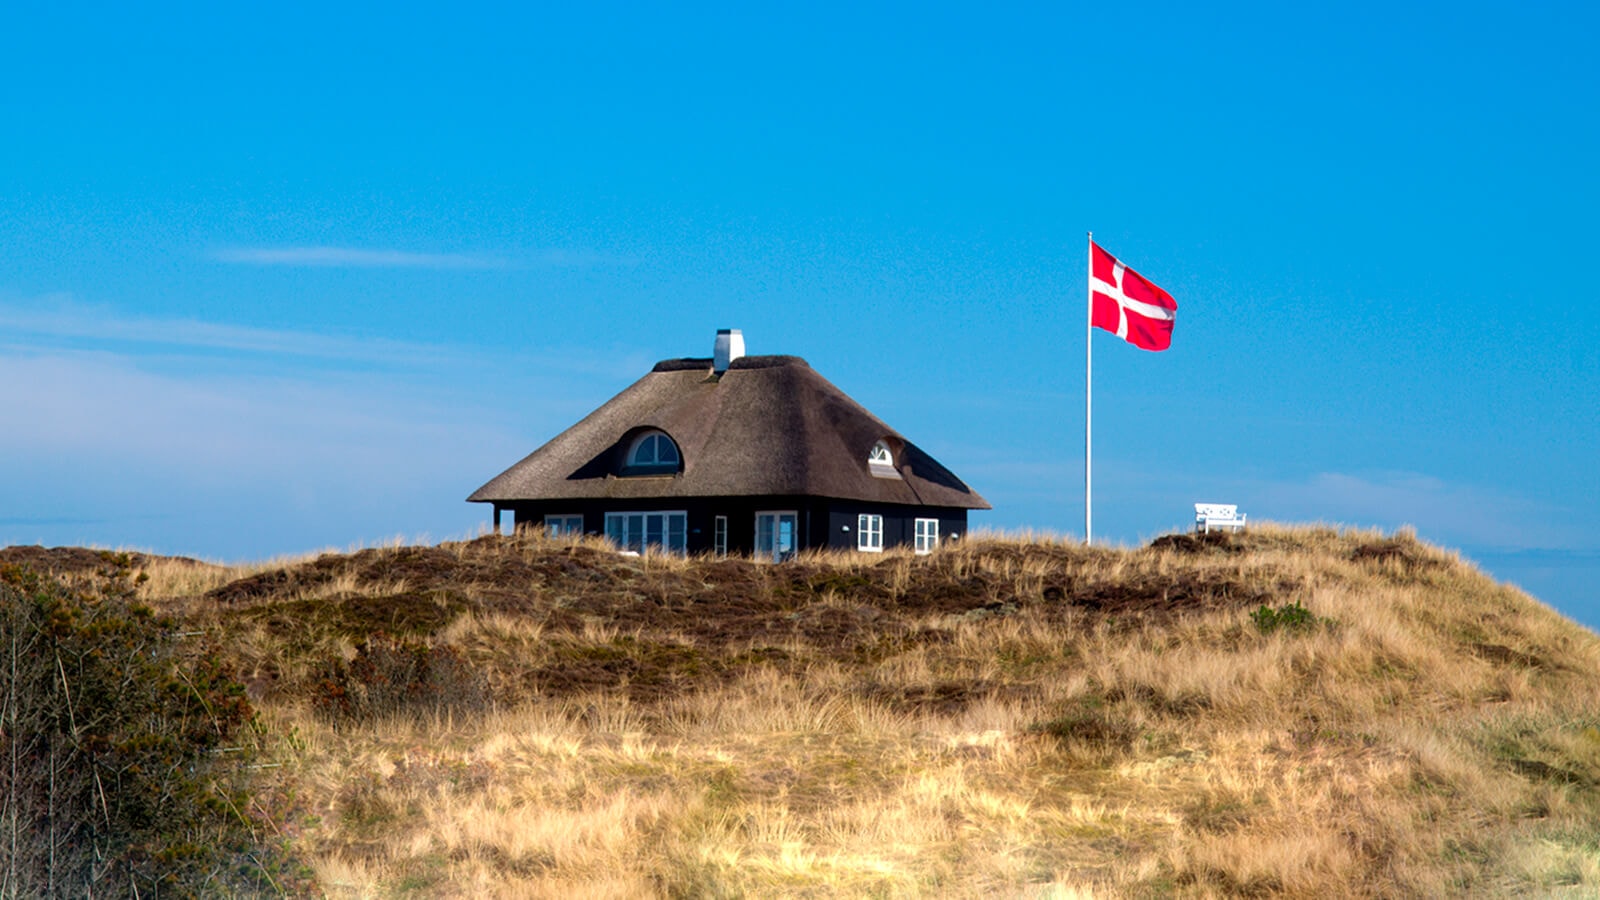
left=7, top=526, right=1599, bottom=897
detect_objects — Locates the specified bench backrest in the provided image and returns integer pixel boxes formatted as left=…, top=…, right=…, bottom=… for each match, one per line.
left=1194, top=503, right=1238, bottom=519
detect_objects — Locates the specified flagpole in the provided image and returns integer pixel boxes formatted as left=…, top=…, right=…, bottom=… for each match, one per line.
left=1085, top=231, right=1093, bottom=546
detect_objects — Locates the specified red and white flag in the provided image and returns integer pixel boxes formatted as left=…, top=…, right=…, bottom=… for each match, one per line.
left=1090, top=241, right=1176, bottom=351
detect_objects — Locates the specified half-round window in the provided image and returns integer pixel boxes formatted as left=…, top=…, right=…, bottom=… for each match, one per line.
left=868, top=440, right=900, bottom=479
left=626, top=431, right=681, bottom=472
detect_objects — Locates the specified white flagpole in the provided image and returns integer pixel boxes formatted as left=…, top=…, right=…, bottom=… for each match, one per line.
left=1085, top=231, right=1093, bottom=546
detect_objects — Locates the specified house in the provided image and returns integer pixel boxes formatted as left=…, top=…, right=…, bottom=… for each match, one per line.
left=467, top=330, right=989, bottom=560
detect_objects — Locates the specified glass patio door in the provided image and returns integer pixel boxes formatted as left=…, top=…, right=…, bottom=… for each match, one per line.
left=604, top=511, right=688, bottom=555
left=754, top=511, right=798, bottom=562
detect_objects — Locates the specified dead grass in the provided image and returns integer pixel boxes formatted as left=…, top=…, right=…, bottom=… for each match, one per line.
left=41, top=524, right=1600, bottom=897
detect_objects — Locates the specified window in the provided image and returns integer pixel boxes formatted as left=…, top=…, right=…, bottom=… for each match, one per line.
left=914, top=518, right=939, bottom=554
left=857, top=514, right=883, bottom=552
left=714, top=515, right=728, bottom=557
left=626, top=431, right=681, bottom=473
left=545, top=514, right=584, bottom=538
left=868, top=440, right=900, bottom=479
left=604, top=511, right=688, bottom=555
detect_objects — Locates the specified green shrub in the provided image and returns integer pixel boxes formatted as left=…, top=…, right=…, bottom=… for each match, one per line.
left=1250, top=600, right=1319, bottom=634
left=0, top=555, right=299, bottom=897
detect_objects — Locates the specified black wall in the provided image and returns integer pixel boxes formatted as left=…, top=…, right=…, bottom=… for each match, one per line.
left=493, top=496, right=970, bottom=557
left=821, top=500, right=970, bottom=553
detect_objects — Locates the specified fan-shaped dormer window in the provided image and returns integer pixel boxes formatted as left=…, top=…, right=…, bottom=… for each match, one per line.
left=626, top=431, right=681, bottom=474
left=868, top=440, right=900, bottom=479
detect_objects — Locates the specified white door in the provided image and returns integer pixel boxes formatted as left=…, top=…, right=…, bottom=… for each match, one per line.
left=754, top=511, right=798, bottom=562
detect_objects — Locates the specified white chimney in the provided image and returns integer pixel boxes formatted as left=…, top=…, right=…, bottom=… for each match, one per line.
left=713, top=328, right=745, bottom=373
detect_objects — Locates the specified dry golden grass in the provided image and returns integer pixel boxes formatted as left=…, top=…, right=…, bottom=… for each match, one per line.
left=108, top=526, right=1600, bottom=897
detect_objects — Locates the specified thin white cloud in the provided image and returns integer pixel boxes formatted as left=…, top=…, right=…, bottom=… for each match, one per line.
left=212, top=246, right=510, bottom=269
left=0, top=297, right=460, bottom=366
left=209, top=246, right=632, bottom=269
left=0, top=297, right=645, bottom=476
left=0, top=339, right=616, bottom=558
left=0, top=348, right=513, bottom=558
left=1251, top=470, right=1582, bottom=553
left=0, top=296, right=654, bottom=382
left=0, top=349, right=501, bottom=472
left=0, top=295, right=661, bottom=558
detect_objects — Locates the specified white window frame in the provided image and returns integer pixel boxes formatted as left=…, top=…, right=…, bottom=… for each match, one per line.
left=914, top=518, right=939, bottom=555
left=604, top=510, right=688, bottom=556
left=545, top=514, right=584, bottom=538
left=857, top=513, right=883, bottom=552
left=868, top=440, right=900, bottom=479
left=714, top=515, right=728, bottom=558
left=626, top=431, right=681, bottom=471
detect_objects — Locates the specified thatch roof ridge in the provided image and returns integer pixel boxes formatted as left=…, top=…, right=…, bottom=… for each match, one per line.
left=651, top=354, right=810, bottom=373
left=651, top=357, right=713, bottom=372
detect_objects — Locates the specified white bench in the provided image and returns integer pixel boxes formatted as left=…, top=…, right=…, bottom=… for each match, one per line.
left=1194, top=503, right=1246, bottom=533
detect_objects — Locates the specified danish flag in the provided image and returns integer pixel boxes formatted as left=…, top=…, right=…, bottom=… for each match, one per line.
left=1090, top=241, right=1177, bottom=351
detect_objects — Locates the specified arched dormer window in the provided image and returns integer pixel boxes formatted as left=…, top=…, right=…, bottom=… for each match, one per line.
left=625, top=430, right=681, bottom=474
left=868, top=440, right=900, bottom=479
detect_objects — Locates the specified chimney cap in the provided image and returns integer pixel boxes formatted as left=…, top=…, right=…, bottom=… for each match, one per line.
left=713, top=328, right=745, bottom=373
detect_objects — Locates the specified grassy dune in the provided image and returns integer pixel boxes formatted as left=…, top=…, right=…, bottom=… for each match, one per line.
left=88, top=527, right=1600, bottom=895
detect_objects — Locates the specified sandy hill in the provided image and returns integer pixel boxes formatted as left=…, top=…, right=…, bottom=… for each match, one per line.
left=6, top=526, right=1600, bottom=897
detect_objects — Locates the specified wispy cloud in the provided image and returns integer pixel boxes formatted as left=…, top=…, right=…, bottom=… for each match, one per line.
left=0, top=296, right=460, bottom=367
left=212, top=246, right=511, bottom=269
left=210, top=246, right=631, bottom=270
left=0, top=349, right=495, bottom=471
left=1250, top=470, right=1584, bottom=553
left=0, top=314, right=630, bottom=559
left=0, top=293, right=656, bottom=387
left=0, top=295, right=645, bottom=470
left=0, top=346, right=522, bottom=558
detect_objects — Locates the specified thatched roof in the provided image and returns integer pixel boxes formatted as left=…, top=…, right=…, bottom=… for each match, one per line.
left=468, top=355, right=989, bottom=509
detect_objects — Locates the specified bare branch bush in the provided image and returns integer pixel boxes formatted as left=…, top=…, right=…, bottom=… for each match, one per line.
left=0, top=555, right=303, bottom=898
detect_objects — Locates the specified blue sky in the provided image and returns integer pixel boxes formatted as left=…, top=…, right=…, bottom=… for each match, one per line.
left=3, top=2, right=1597, bottom=627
